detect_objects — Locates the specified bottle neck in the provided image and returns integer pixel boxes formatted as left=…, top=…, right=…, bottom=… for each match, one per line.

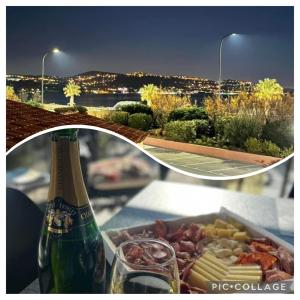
left=48, top=131, right=89, bottom=207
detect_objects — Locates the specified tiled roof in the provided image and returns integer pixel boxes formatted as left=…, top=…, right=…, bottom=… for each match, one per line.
left=6, top=100, right=148, bottom=151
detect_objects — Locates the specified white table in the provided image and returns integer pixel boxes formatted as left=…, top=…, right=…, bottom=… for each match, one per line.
left=103, top=181, right=294, bottom=242
left=21, top=180, right=294, bottom=293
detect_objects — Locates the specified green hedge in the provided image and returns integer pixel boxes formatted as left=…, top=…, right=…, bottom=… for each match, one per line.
left=168, top=106, right=208, bottom=121
left=244, top=137, right=281, bottom=157
left=194, top=136, right=229, bottom=149
left=54, top=105, right=87, bottom=114
left=164, top=120, right=214, bottom=142
left=109, top=111, right=129, bottom=125
left=214, top=116, right=234, bottom=137
left=244, top=137, right=262, bottom=154
left=128, top=113, right=153, bottom=131
left=54, top=106, right=77, bottom=113
left=280, top=147, right=294, bottom=158
left=195, top=119, right=215, bottom=137
left=77, top=106, right=88, bottom=114
left=262, top=120, right=293, bottom=149
left=164, top=120, right=196, bottom=142
left=118, top=103, right=153, bottom=116
left=224, top=116, right=263, bottom=148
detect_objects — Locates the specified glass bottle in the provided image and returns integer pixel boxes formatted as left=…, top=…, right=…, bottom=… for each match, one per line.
left=38, top=129, right=106, bottom=293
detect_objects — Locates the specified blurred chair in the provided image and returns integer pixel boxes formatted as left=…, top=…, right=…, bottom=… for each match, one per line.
left=288, top=185, right=294, bottom=199
left=280, top=158, right=294, bottom=198
left=159, top=165, right=169, bottom=180
left=6, top=188, right=44, bottom=293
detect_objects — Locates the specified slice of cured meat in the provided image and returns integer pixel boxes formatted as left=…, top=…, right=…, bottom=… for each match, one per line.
left=265, top=269, right=293, bottom=282
left=238, top=252, right=277, bottom=271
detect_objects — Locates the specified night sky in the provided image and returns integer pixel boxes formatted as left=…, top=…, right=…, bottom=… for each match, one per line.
left=6, top=6, right=294, bottom=87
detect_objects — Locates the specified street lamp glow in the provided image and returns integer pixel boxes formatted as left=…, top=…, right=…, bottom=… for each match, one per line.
left=41, top=47, right=61, bottom=104
left=218, top=33, right=239, bottom=98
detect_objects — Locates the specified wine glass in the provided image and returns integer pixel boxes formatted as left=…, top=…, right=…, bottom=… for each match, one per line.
left=110, top=238, right=180, bottom=294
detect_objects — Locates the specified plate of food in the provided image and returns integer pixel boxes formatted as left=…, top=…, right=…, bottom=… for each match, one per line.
left=102, top=208, right=294, bottom=293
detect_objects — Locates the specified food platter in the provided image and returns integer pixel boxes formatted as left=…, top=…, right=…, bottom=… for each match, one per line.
left=102, top=208, right=294, bottom=293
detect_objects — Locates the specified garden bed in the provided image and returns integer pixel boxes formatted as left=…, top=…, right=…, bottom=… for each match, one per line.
left=144, top=136, right=281, bottom=167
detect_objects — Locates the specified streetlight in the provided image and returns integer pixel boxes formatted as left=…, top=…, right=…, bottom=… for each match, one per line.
left=41, top=48, right=60, bottom=104
left=218, top=33, right=237, bottom=98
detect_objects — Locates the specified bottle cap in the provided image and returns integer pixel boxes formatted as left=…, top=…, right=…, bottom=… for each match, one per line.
left=51, top=128, right=78, bottom=141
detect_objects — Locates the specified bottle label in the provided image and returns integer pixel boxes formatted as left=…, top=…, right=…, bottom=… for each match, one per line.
left=45, top=197, right=94, bottom=234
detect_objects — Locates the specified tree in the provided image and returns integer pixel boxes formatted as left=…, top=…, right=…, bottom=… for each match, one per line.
left=151, top=94, right=191, bottom=127
left=139, top=84, right=192, bottom=127
left=17, top=89, right=29, bottom=102
left=139, top=84, right=160, bottom=106
left=204, top=96, right=227, bottom=119
left=32, top=90, right=42, bottom=102
left=6, top=86, right=20, bottom=101
left=204, top=78, right=291, bottom=124
left=254, top=78, right=284, bottom=102
left=254, top=78, right=285, bottom=122
left=63, top=80, right=81, bottom=106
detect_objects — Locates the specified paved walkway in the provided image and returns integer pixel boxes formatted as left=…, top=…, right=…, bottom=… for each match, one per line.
left=144, top=145, right=262, bottom=177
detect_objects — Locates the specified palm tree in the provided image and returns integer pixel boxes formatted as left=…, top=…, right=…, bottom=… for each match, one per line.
left=254, top=78, right=284, bottom=102
left=139, top=84, right=160, bottom=106
left=63, top=80, right=81, bottom=106
left=254, top=78, right=284, bottom=123
left=6, top=86, right=20, bottom=101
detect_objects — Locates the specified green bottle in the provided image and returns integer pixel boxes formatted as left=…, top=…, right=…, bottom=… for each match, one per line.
left=38, top=129, right=106, bottom=293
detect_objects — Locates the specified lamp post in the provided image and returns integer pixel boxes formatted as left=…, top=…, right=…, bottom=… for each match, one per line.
left=41, top=48, right=60, bottom=104
left=218, top=33, right=236, bottom=98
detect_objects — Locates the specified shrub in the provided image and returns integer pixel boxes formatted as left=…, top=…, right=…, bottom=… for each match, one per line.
left=261, top=140, right=281, bottom=157
left=194, top=136, right=229, bottom=149
left=204, top=85, right=293, bottom=125
left=151, top=93, right=192, bottom=127
left=280, top=147, right=294, bottom=158
left=113, top=101, right=138, bottom=110
left=54, top=106, right=87, bottom=114
left=244, top=137, right=263, bottom=154
left=224, top=116, right=263, bottom=148
left=194, top=119, right=215, bottom=137
left=118, top=103, right=153, bottom=116
left=109, top=111, right=129, bottom=125
left=164, top=120, right=214, bottom=142
left=164, top=120, right=195, bottom=142
left=214, top=116, right=234, bottom=137
left=204, top=96, right=228, bottom=119
left=76, top=106, right=88, bottom=114
left=262, top=120, right=293, bottom=149
left=128, top=113, right=153, bottom=131
left=168, top=107, right=208, bottom=121
left=244, top=138, right=281, bottom=157
left=25, top=100, right=42, bottom=108
left=153, top=111, right=168, bottom=129
left=54, top=106, right=77, bottom=113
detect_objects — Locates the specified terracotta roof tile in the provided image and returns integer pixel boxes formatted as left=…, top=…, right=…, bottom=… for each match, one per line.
left=6, top=100, right=148, bottom=151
